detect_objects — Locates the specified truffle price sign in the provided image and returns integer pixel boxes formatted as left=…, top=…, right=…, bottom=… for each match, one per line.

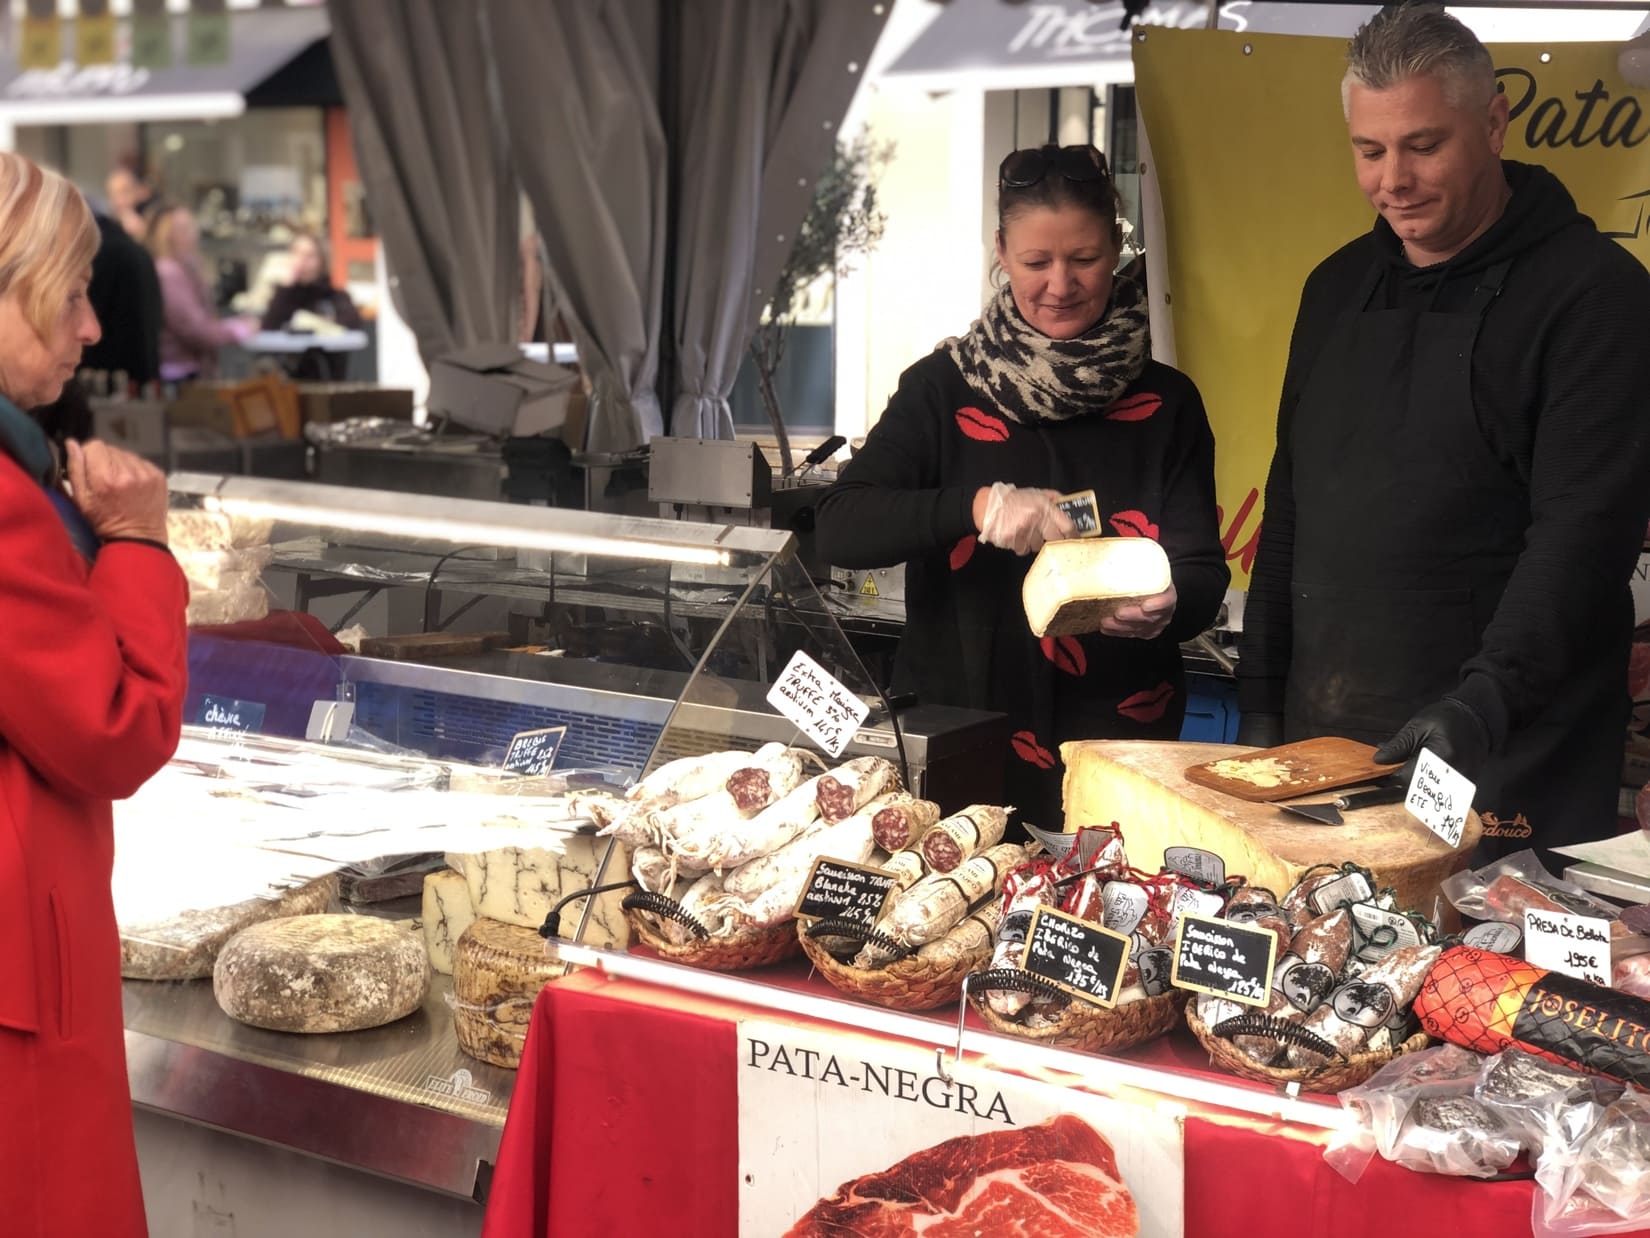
left=1055, top=488, right=1102, bottom=537
left=503, top=725, right=567, bottom=776
left=1020, top=906, right=1131, bottom=1009
left=794, top=858, right=899, bottom=931
left=1524, top=909, right=1611, bottom=988
left=1170, top=914, right=1277, bottom=1007
left=1405, top=748, right=1475, bottom=848
left=766, top=650, right=870, bottom=758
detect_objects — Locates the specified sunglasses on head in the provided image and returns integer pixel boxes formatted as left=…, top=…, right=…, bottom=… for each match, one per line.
left=998, top=144, right=1110, bottom=190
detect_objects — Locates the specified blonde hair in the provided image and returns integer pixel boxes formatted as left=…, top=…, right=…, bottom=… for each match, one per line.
left=0, top=152, right=97, bottom=340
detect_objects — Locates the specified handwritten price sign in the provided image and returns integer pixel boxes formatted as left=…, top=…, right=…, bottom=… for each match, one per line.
left=766, top=651, right=870, bottom=758
left=1524, top=909, right=1611, bottom=988
left=1405, top=748, right=1475, bottom=848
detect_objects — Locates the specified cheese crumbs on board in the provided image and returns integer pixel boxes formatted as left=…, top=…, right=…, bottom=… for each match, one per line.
left=1202, top=756, right=1295, bottom=788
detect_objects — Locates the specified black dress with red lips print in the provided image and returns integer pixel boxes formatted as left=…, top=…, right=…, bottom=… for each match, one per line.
left=815, top=352, right=1229, bottom=832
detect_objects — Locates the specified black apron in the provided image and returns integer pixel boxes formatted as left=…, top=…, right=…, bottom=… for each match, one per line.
left=1285, top=259, right=1628, bottom=858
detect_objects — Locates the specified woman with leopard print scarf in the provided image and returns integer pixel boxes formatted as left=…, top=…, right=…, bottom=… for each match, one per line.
left=816, top=144, right=1229, bottom=833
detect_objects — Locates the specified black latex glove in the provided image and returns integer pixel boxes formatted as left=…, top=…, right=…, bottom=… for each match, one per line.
left=1235, top=711, right=1285, bottom=749
left=1373, top=697, right=1492, bottom=785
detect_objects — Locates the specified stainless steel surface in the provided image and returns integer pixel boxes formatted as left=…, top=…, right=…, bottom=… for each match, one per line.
left=339, top=653, right=676, bottom=727
left=124, top=974, right=512, bottom=1199
left=647, top=437, right=772, bottom=510
left=170, top=473, right=794, bottom=564
left=1278, top=801, right=1347, bottom=826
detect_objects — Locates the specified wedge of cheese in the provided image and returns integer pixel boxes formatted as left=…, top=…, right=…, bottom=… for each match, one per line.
left=1061, top=740, right=1480, bottom=914
left=455, top=835, right=629, bottom=949
left=422, top=869, right=478, bottom=975
left=1023, top=538, right=1173, bottom=638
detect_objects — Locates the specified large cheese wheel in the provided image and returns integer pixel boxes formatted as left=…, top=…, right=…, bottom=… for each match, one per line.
left=213, top=914, right=430, bottom=1033
left=1023, top=538, right=1173, bottom=637
left=121, top=875, right=339, bottom=980
left=422, top=868, right=477, bottom=976
left=452, top=918, right=563, bottom=1068
left=1061, top=740, right=1480, bottom=914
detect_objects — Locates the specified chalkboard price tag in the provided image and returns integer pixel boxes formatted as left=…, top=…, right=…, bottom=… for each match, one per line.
left=194, top=694, right=265, bottom=736
left=1171, top=913, right=1277, bottom=1007
left=503, top=725, right=567, bottom=776
left=794, top=858, right=900, bottom=930
left=1055, top=489, right=1102, bottom=537
left=1020, top=905, right=1132, bottom=1009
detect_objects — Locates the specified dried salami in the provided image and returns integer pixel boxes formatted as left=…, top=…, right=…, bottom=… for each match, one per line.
left=870, top=794, right=943, bottom=852
left=919, top=805, right=1009, bottom=874
left=816, top=756, right=897, bottom=823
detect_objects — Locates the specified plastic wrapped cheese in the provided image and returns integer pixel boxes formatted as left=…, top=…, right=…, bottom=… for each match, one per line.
left=121, top=875, right=339, bottom=980
left=1022, top=537, right=1173, bottom=637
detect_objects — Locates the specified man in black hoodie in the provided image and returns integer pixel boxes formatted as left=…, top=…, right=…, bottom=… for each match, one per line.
left=1238, top=4, right=1650, bottom=856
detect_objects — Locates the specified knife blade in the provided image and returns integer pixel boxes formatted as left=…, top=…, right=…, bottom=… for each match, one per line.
left=1279, top=784, right=1407, bottom=827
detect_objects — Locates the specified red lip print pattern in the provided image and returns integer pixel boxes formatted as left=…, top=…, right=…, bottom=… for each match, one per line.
left=950, top=535, right=977, bottom=571
left=1105, top=392, right=1162, bottom=422
left=955, top=406, right=1010, bottom=443
left=1040, top=635, right=1087, bottom=677
left=1117, top=683, right=1175, bottom=724
left=1109, top=510, right=1161, bottom=540
left=1011, top=730, right=1056, bottom=769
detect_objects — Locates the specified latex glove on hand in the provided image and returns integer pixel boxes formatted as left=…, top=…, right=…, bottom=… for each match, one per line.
left=975, top=482, right=1075, bottom=556
left=1235, top=712, right=1285, bottom=750
left=1100, top=582, right=1178, bottom=640
left=1373, top=697, right=1491, bottom=787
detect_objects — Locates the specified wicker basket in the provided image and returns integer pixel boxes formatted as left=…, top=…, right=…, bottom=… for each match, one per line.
left=1185, top=998, right=1431, bottom=1094
left=624, top=906, right=802, bottom=971
left=797, top=924, right=988, bottom=1011
left=971, top=984, right=1185, bottom=1055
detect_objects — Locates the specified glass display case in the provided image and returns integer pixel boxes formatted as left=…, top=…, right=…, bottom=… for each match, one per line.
left=128, top=474, right=1007, bottom=1203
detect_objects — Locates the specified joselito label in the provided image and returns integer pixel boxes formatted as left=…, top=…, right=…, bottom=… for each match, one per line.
left=1516, top=973, right=1650, bottom=1088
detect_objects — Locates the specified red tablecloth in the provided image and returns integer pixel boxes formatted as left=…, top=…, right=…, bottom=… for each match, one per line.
left=478, top=965, right=1621, bottom=1238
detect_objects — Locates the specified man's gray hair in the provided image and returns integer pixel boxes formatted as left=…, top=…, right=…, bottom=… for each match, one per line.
left=1341, top=4, right=1497, bottom=116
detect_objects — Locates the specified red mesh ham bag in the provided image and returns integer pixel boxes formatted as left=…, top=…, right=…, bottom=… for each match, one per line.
left=1415, top=946, right=1650, bottom=1089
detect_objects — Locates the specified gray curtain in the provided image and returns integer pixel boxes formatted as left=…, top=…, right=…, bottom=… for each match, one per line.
left=327, top=1, right=517, bottom=367
left=483, top=0, right=666, bottom=452
left=670, top=0, right=890, bottom=439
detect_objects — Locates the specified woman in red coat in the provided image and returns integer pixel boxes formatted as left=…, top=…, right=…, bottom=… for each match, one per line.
left=0, top=152, right=188, bottom=1237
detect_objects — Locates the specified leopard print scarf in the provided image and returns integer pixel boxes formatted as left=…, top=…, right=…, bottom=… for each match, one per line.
left=941, top=275, right=1151, bottom=425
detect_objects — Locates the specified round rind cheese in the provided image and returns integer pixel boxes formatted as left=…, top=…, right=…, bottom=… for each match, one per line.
left=452, top=917, right=563, bottom=1068
left=213, top=913, right=431, bottom=1033
left=122, top=875, right=339, bottom=981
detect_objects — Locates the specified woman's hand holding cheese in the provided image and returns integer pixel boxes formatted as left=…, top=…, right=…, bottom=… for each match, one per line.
left=1100, top=582, right=1178, bottom=640
left=974, top=481, right=1076, bottom=555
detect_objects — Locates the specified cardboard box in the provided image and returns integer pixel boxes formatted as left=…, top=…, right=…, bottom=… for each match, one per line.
left=297, top=383, right=415, bottom=426
left=427, top=343, right=578, bottom=440
left=166, top=381, right=240, bottom=438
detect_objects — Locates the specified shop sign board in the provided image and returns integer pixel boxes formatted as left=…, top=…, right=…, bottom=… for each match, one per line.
left=736, top=1019, right=1184, bottom=1236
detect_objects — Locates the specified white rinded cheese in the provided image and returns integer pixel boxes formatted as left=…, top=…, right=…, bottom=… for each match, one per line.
left=213, top=913, right=430, bottom=1033
left=452, top=917, right=564, bottom=1068
left=1022, top=538, right=1173, bottom=637
left=422, top=869, right=477, bottom=975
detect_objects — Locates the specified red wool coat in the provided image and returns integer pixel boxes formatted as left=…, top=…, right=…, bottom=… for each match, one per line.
left=0, top=453, right=188, bottom=1238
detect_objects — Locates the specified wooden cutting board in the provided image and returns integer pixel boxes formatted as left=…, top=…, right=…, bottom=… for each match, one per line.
left=1183, top=736, right=1400, bottom=803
